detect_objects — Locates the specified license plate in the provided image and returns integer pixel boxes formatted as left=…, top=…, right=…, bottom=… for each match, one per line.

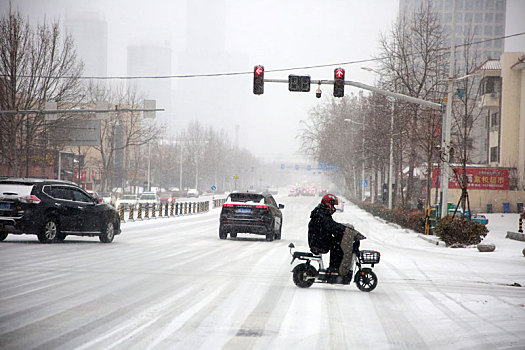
left=236, top=208, right=251, bottom=213
left=0, top=203, right=9, bottom=210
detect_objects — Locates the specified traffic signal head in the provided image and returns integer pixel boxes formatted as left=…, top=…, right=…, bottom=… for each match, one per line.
left=253, top=65, right=264, bottom=95
left=334, top=67, right=345, bottom=97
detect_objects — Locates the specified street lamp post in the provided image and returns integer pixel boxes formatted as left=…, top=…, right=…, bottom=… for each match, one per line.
left=388, top=100, right=395, bottom=210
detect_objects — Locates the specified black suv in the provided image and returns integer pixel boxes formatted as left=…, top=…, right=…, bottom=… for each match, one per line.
left=219, top=191, right=284, bottom=241
left=0, top=178, right=121, bottom=243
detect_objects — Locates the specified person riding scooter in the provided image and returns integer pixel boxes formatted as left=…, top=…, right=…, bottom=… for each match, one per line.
left=308, top=194, right=356, bottom=278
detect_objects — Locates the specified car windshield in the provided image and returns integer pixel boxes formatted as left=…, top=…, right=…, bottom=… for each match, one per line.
left=122, top=195, right=136, bottom=200
left=227, top=193, right=264, bottom=204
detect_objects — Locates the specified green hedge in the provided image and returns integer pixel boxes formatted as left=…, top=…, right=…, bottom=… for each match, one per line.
left=434, top=216, right=488, bottom=247
left=356, top=201, right=425, bottom=234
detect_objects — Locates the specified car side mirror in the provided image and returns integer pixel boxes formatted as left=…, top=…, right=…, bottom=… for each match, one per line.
left=279, top=204, right=285, bottom=209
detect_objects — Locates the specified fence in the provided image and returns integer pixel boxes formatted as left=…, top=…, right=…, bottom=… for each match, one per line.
left=119, top=200, right=212, bottom=222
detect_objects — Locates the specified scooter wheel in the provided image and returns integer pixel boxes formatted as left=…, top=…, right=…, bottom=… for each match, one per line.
left=292, top=263, right=316, bottom=288
left=355, top=269, right=378, bottom=292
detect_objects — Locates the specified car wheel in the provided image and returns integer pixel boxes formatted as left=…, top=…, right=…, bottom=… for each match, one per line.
left=265, top=231, right=274, bottom=242
left=219, top=225, right=227, bottom=240
left=38, top=218, right=58, bottom=243
left=0, top=232, right=8, bottom=242
left=230, top=231, right=237, bottom=238
left=99, top=221, right=115, bottom=243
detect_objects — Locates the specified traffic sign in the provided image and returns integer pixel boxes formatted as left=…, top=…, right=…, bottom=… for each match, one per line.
left=211, top=185, right=216, bottom=190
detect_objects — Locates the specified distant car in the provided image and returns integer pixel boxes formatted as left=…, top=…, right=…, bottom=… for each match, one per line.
left=138, top=192, right=160, bottom=207
left=158, top=192, right=175, bottom=205
left=219, top=191, right=284, bottom=241
left=100, top=192, right=115, bottom=206
left=86, top=190, right=103, bottom=203
left=0, top=178, right=120, bottom=243
left=186, top=188, right=199, bottom=198
left=115, top=194, right=138, bottom=209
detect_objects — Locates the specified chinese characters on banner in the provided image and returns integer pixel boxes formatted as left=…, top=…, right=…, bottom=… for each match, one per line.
left=432, top=167, right=509, bottom=190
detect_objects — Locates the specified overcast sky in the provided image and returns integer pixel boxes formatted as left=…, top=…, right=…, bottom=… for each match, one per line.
left=2, top=0, right=525, bottom=164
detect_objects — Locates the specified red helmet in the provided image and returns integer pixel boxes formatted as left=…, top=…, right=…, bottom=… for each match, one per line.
left=321, top=194, right=338, bottom=214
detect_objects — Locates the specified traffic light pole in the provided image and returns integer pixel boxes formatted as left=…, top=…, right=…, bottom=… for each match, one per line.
left=263, top=78, right=442, bottom=110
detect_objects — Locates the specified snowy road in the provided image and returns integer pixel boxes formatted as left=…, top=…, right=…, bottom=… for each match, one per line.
left=1, top=195, right=525, bottom=349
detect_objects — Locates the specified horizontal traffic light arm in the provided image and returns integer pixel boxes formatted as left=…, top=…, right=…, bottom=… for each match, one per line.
left=264, top=78, right=442, bottom=110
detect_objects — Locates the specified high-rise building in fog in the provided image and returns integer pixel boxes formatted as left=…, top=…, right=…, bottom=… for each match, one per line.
left=399, top=0, right=507, bottom=164
left=399, top=0, right=506, bottom=62
left=126, top=44, right=172, bottom=121
left=172, top=0, right=249, bottom=142
left=65, top=11, right=108, bottom=77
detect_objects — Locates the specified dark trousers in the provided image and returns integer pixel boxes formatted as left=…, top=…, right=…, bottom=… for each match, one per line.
left=329, top=242, right=344, bottom=270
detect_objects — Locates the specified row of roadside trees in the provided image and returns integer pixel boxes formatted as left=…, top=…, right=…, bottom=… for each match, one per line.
left=299, top=3, right=484, bottom=210
left=0, top=10, right=260, bottom=194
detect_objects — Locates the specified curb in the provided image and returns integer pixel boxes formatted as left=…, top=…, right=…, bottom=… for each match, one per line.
left=418, top=234, right=446, bottom=247
left=506, top=231, right=525, bottom=242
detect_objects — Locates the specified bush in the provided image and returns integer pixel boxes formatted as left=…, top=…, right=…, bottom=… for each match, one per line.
left=355, top=201, right=425, bottom=233
left=434, top=216, right=488, bottom=247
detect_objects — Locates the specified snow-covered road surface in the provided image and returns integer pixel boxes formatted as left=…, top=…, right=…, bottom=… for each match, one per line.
left=1, top=196, right=524, bottom=349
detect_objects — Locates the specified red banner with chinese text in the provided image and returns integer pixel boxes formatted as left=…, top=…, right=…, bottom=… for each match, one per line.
left=432, top=167, right=509, bottom=190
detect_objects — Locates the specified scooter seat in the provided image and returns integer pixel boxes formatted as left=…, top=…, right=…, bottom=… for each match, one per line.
left=293, top=251, right=319, bottom=259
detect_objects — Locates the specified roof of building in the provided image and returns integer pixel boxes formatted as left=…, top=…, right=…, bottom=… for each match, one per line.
left=474, top=58, right=502, bottom=72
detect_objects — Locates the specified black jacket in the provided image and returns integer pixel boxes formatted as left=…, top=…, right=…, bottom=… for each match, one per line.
left=308, top=203, right=346, bottom=253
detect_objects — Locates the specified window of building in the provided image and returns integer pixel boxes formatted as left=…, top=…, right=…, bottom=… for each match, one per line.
left=465, top=0, right=474, bottom=10
left=493, top=38, right=503, bottom=48
left=485, top=0, right=495, bottom=10
left=484, top=39, right=492, bottom=48
left=484, top=25, right=493, bottom=36
left=491, top=112, right=499, bottom=127
left=475, top=0, right=484, bottom=10
left=456, top=0, right=464, bottom=10
left=490, top=146, right=499, bottom=162
left=494, top=25, right=504, bottom=35
left=485, top=13, right=493, bottom=22
left=480, top=76, right=501, bottom=94
left=464, top=13, right=473, bottom=24
left=495, top=0, right=505, bottom=10
left=495, top=13, right=505, bottom=23
left=475, top=13, right=483, bottom=23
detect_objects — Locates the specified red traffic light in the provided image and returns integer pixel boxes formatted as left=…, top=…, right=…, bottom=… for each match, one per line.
left=334, top=67, right=345, bottom=97
left=253, top=65, right=264, bottom=95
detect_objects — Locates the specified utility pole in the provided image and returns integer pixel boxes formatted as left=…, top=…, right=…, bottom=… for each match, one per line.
left=440, top=0, right=457, bottom=218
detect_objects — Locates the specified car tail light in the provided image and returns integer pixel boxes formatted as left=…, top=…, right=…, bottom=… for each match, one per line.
left=19, top=195, right=41, bottom=204
left=223, top=204, right=235, bottom=207
left=255, top=205, right=268, bottom=210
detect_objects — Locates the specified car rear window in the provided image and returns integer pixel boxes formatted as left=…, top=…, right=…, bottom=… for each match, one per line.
left=140, top=194, right=156, bottom=200
left=227, top=193, right=264, bottom=204
left=0, top=184, right=34, bottom=198
left=122, top=195, right=137, bottom=200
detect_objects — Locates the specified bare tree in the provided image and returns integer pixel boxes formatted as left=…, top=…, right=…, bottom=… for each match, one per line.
left=449, top=29, right=485, bottom=215
left=0, top=10, right=83, bottom=176
left=377, top=3, right=448, bottom=207
left=84, top=81, right=163, bottom=192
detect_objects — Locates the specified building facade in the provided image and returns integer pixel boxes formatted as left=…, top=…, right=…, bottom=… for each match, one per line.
left=399, top=0, right=507, bottom=163
left=476, top=52, right=525, bottom=190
